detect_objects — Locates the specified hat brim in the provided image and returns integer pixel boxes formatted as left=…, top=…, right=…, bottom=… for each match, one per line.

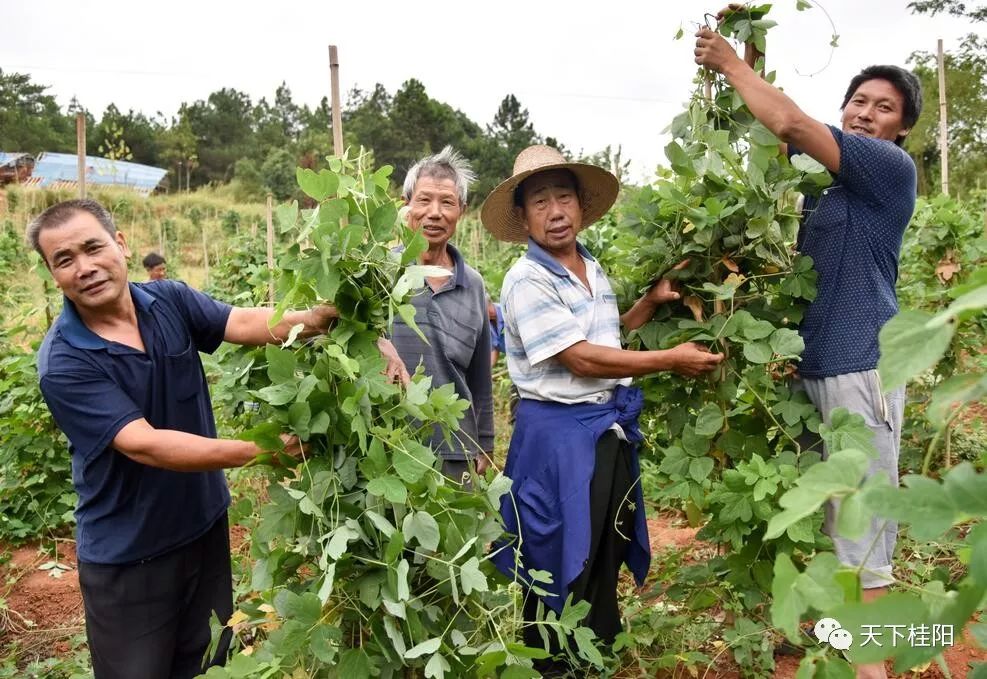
left=479, top=162, right=619, bottom=243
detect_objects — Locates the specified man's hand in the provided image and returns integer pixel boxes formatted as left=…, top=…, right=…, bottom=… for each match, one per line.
left=716, top=2, right=746, bottom=21
left=645, top=259, right=688, bottom=306
left=279, top=433, right=305, bottom=459
left=475, top=452, right=493, bottom=475
left=377, top=337, right=411, bottom=387
left=309, top=305, right=339, bottom=333
left=694, top=27, right=742, bottom=74
left=667, top=342, right=724, bottom=377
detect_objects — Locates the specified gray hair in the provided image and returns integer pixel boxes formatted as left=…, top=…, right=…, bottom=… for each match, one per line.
left=26, top=199, right=117, bottom=261
left=402, top=146, right=475, bottom=207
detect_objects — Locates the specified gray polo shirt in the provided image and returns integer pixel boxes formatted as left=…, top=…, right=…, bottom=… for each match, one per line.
left=391, top=243, right=493, bottom=459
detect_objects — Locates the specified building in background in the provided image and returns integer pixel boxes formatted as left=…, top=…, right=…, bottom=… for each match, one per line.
left=0, top=152, right=166, bottom=196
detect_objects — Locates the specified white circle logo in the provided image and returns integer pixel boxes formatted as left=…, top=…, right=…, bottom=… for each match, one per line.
left=829, top=628, right=854, bottom=650
left=814, top=618, right=842, bottom=643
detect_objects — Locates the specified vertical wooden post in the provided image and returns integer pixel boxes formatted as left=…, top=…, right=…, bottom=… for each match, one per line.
left=266, top=194, right=275, bottom=305
left=76, top=112, right=87, bottom=199
left=201, top=226, right=210, bottom=287
left=329, top=45, right=344, bottom=157
left=159, top=221, right=165, bottom=258
left=937, top=38, right=949, bottom=196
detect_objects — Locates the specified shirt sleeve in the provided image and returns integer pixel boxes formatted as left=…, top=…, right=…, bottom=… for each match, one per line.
left=504, top=275, right=586, bottom=366
left=831, top=125, right=915, bottom=208
left=40, top=367, right=143, bottom=464
left=157, top=280, right=233, bottom=354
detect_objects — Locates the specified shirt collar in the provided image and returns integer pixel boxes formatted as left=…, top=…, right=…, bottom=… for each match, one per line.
left=57, top=282, right=156, bottom=351
left=446, top=243, right=469, bottom=289
left=524, top=237, right=596, bottom=277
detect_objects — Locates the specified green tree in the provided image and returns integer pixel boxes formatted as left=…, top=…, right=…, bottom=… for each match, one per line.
left=0, top=69, right=75, bottom=153
left=89, top=103, right=161, bottom=166
left=184, top=88, right=255, bottom=186
left=158, top=108, right=198, bottom=192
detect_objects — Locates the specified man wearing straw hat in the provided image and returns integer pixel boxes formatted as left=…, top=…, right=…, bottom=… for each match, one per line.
left=482, top=145, right=723, bottom=666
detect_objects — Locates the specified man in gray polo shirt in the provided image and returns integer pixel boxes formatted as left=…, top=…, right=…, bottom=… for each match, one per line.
left=390, top=146, right=493, bottom=481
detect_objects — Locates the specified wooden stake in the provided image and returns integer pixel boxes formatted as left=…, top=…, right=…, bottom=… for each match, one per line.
left=201, top=226, right=210, bottom=287
left=266, top=194, right=275, bottom=305
left=937, top=38, right=950, bottom=196
left=76, top=112, right=87, bottom=199
left=329, top=45, right=344, bottom=157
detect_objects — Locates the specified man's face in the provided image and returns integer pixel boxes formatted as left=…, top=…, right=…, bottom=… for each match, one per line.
left=147, top=264, right=167, bottom=280
left=38, top=211, right=131, bottom=313
left=406, top=175, right=462, bottom=248
left=841, top=78, right=910, bottom=143
left=518, top=169, right=582, bottom=253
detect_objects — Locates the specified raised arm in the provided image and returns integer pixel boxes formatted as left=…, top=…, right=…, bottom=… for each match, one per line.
left=694, top=27, right=840, bottom=173
left=555, top=341, right=723, bottom=379
left=620, top=259, right=688, bottom=331
left=224, top=305, right=338, bottom=346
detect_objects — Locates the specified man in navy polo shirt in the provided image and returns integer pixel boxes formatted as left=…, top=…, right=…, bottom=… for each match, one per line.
left=28, top=199, right=339, bottom=679
left=696, top=13, right=922, bottom=679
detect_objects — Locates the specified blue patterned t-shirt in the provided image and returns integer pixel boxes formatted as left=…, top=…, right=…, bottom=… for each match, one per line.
left=792, top=125, right=916, bottom=378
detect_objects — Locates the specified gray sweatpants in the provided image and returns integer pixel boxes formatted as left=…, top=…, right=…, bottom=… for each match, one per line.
left=795, top=370, right=905, bottom=589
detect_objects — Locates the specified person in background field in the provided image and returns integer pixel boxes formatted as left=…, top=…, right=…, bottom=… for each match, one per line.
left=389, top=146, right=494, bottom=483
left=487, top=295, right=506, bottom=367
left=482, top=145, right=722, bottom=674
left=28, top=199, right=403, bottom=679
left=696, top=6, right=923, bottom=678
left=142, top=251, right=167, bottom=280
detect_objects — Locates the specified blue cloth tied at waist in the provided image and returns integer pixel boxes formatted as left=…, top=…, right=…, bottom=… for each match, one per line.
left=491, top=385, right=651, bottom=611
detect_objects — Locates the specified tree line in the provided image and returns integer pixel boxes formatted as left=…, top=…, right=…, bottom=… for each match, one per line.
left=2, top=0, right=985, bottom=200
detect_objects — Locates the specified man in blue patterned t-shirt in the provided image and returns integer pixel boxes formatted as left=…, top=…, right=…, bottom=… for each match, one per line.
left=697, top=16, right=923, bottom=679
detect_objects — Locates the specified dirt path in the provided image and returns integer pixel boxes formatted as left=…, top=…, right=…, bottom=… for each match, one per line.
left=2, top=520, right=984, bottom=676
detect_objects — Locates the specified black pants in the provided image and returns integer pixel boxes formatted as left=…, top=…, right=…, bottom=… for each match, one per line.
left=523, top=431, right=636, bottom=655
left=78, top=513, right=234, bottom=679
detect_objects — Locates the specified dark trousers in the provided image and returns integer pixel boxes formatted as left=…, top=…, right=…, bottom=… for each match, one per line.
left=78, top=513, right=234, bottom=679
left=523, top=431, right=636, bottom=658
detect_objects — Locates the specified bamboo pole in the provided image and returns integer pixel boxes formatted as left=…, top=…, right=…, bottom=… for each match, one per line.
left=937, top=38, right=949, bottom=196
left=329, top=45, right=344, bottom=156
left=266, top=194, right=275, bottom=305
left=76, top=113, right=87, bottom=199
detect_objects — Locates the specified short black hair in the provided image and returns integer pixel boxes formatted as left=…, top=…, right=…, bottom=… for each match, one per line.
left=26, top=199, right=116, bottom=261
left=142, top=252, right=166, bottom=269
left=841, top=65, right=923, bottom=145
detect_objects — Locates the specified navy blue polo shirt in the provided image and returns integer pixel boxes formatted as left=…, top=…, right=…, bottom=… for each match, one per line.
left=791, top=125, right=916, bottom=377
left=37, top=280, right=233, bottom=565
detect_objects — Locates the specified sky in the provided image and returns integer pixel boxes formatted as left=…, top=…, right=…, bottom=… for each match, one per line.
left=1, top=0, right=978, bottom=182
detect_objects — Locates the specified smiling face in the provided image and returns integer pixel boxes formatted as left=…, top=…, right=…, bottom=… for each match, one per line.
left=841, top=78, right=910, bottom=143
left=405, top=175, right=463, bottom=248
left=38, top=211, right=132, bottom=313
left=518, top=169, right=582, bottom=254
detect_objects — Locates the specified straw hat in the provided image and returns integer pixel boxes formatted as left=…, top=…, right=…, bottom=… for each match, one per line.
left=480, top=145, right=619, bottom=243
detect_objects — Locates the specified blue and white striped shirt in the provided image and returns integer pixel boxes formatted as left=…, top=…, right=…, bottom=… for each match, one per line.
left=501, top=238, right=630, bottom=404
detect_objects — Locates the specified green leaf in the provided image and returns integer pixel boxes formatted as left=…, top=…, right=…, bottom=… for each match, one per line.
left=337, top=649, right=372, bottom=679
left=573, top=627, right=604, bottom=667
left=393, top=441, right=436, bottom=483
left=254, top=381, right=298, bottom=406
left=796, top=0, right=812, bottom=10
left=743, top=340, right=773, bottom=363
left=403, top=511, right=441, bottom=551
left=405, top=636, right=442, bottom=659
left=944, top=463, right=987, bottom=518
left=819, top=408, right=877, bottom=459
left=771, top=553, right=804, bottom=639
left=296, top=167, right=339, bottom=201
left=424, top=653, right=451, bottom=679
left=864, top=474, right=956, bottom=541
left=769, top=328, right=804, bottom=357
left=694, top=403, right=724, bottom=437
left=460, top=557, right=488, bottom=595
left=326, top=524, right=359, bottom=560
left=791, top=153, right=827, bottom=174
left=367, top=475, right=408, bottom=504
left=877, top=310, right=955, bottom=389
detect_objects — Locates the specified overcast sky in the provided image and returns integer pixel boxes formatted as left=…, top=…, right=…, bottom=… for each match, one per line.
left=1, top=0, right=977, bottom=182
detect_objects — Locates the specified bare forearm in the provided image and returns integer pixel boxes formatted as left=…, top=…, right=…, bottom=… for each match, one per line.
left=115, top=427, right=261, bottom=471
left=620, top=298, right=658, bottom=332
left=557, top=342, right=676, bottom=379
left=225, top=306, right=336, bottom=346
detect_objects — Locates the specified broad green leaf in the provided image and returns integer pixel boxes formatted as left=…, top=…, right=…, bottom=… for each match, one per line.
left=694, top=403, right=724, bottom=437
left=944, top=463, right=987, bottom=518
left=819, top=408, right=877, bottom=459
left=326, top=524, right=359, bottom=560
left=296, top=167, right=339, bottom=201
left=830, top=593, right=928, bottom=665
left=424, top=653, right=451, bottom=679
left=393, top=441, right=436, bottom=483
left=572, top=627, right=604, bottom=667
left=864, top=475, right=956, bottom=541
left=403, top=510, right=441, bottom=551
left=927, top=280, right=987, bottom=326
left=791, top=153, right=827, bottom=174
left=404, top=636, right=442, bottom=659
left=743, top=340, right=773, bottom=363
left=769, top=328, right=804, bottom=357
left=383, top=616, right=407, bottom=657
left=254, top=381, right=297, bottom=406
left=367, top=475, right=408, bottom=504
left=770, top=553, right=803, bottom=640
left=337, top=649, right=372, bottom=679
left=460, top=557, right=488, bottom=595
left=877, top=310, right=955, bottom=389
